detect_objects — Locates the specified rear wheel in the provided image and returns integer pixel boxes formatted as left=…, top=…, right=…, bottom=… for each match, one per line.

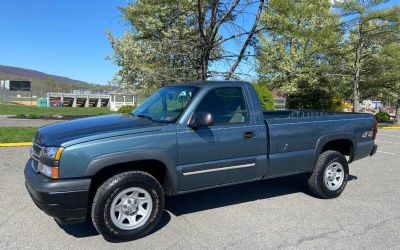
left=91, top=171, right=164, bottom=242
left=308, top=150, right=349, bottom=199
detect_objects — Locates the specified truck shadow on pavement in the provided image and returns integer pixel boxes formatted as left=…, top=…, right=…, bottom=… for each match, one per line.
left=58, top=173, right=357, bottom=238
left=165, top=174, right=357, bottom=216
left=58, top=210, right=172, bottom=238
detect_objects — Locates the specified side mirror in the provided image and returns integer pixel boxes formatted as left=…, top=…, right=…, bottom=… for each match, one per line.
left=189, top=112, right=214, bottom=129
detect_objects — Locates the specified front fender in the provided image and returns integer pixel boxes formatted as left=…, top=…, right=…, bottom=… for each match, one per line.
left=85, top=148, right=178, bottom=195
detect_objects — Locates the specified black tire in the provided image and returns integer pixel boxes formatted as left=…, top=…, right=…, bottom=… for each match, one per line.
left=91, top=171, right=164, bottom=242
left=308, top=150, right=349, bottom=199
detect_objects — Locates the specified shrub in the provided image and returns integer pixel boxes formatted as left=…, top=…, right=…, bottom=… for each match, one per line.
left=117, top=105, right=136, bottom=114
left=375, top=112, right=390, bottom=122
left=288, top=94, right=344, bottom=111
left=253, top=83, right=274, bottom=111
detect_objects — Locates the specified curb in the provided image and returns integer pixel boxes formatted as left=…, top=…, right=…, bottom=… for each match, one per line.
left=0, top=142, right=32, bottom=147
left=380, top=127, right=400, bottom=130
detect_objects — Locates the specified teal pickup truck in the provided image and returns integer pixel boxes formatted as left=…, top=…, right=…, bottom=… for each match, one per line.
left=25, top=81, right=378, bottom=242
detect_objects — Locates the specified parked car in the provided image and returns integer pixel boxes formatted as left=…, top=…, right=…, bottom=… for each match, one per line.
left=25, top=81, right=378, bottom=242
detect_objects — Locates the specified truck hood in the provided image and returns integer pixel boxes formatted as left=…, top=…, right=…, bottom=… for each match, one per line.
left=36, top=114, right=160, bottom=146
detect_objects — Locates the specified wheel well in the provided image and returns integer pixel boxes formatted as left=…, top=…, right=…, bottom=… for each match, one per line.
left=321, top=139, right=354, bottom=158
left=89, top=160, right=172, bottom=202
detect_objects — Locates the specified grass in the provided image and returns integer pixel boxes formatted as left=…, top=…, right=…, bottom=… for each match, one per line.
left=0, top=127, right=37, bottom=143
left=0, top=104, right=114, bottom=119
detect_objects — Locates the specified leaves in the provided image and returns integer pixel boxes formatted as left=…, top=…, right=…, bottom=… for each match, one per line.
left=256, top=0, right=342, bottom=109
left=109, top=0, right=267, bottom=88
left=253, top=81, right=274, bottom=110
left=108, top=0, right=200, bottom=89
left=257, top=0, right=400, bottom=110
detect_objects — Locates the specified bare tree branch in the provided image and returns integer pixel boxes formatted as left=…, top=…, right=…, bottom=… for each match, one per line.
left=225, top=0, right=266, bottom=80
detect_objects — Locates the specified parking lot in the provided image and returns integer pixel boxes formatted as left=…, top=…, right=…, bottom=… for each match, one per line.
left=0, top=129, right=399, bottom=249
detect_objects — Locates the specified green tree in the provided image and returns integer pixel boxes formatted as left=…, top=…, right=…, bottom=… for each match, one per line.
left=364, top=39, right=400, bottom=123
left=253, top=82, right=274, bottom=110
left=108, top=0, right=199, bottom=88
left=108, top=0, right=267, bottom=89
left=333, top=0, right=400, bottom=112
left=256, top=0, right=342, bottom=110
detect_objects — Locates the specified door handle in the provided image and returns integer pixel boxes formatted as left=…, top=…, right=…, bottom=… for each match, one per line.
left=243, top=131, right=255, bottom=139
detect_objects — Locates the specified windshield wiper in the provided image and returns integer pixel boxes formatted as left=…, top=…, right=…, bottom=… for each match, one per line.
left=135, top=114, right=171, bottom=124
left=136, top=114, right=155, bottom=122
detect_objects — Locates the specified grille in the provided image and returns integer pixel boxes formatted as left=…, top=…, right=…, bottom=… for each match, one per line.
left=32, top=141, right=42, bottom=159
left=31, top=139, right=42, bottom=172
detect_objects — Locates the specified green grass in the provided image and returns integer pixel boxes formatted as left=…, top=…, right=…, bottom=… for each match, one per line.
left=0, top=127, right=37, bottom=143
left=0, top=104, right=114, bottom=119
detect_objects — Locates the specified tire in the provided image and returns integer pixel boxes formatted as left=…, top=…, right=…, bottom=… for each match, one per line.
left=91, top=171, right=165, bottom=242
left=308, top=150, right=349, bottom=199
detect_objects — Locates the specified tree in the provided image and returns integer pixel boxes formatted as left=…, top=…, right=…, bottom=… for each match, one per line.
left=253, top=81, right=274, bottom=110
left=108, top=0, right=200, bottom=88
left=256, top=0, right=342, bottom=110
left=333, top=0, right=400, bottom=112
left=194, top=0, right=266, bottom=80
left=108, top=0, right=267, bottom=89
left=364, top=40, right=400, bottom=123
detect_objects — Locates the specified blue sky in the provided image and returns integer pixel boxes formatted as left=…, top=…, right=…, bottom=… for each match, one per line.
left=0, top=0, right=126, bottom=84
left=0, top=0, right=399, bottom=84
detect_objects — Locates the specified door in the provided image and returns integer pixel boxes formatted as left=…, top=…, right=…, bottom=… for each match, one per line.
left=177, top=87, right=259, bottom=190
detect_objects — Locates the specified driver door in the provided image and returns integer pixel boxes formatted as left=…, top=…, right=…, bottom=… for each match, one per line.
left=177, top=87, right=259, bottom=191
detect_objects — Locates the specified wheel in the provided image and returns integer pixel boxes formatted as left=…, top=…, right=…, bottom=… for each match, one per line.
left=308, top=150, right=349, bottom=199
left=91, top=171, right=165, bottom=242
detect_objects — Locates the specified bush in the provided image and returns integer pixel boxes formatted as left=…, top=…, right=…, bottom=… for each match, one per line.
left=375, top=112, right=390, bottom=122
left=117, top=105, right=136, bottom=114
left=287, top=90, right=343, bottom=111
left=253, top=83, right=274, bottom=111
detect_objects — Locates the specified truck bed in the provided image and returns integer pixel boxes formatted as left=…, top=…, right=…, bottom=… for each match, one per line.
left=264, top=110, right=355, bottom=119
left=262, top=110, right=375, bottom=177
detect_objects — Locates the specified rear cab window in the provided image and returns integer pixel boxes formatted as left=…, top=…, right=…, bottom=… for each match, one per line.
left=195, top=87, right=249, bottom=125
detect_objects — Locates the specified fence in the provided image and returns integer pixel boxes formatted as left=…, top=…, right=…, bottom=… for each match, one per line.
left=0, top=88, right=11, bottom=104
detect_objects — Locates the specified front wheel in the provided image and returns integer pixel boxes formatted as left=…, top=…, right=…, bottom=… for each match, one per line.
left=308, top=150, right=349, bottom=199
left=91, top=171, right=165, bottom=242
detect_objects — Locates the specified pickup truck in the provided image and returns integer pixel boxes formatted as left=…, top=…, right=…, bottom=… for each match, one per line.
left=25, top=81, right=378, bottom=242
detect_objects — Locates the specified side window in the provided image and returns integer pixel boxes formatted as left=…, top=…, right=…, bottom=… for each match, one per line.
left=195, top=87, right=249, bottom=125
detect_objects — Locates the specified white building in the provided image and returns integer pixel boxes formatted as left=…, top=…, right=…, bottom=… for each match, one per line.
left=109, top=88, right=138, bottom=111
left=0, top=80, right=10, bottom=89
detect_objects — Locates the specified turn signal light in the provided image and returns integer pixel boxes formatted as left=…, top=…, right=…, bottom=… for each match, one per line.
left=51, top=167, right=59, bottom=179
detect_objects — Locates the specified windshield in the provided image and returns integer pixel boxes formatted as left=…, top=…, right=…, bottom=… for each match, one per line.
left=133, top=86, right=199, bottom=123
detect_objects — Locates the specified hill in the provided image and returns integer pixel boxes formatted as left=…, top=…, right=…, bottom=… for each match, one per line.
left=0, top=65, right=112, bottom=96
left=0, top=65, right=88, bottom=85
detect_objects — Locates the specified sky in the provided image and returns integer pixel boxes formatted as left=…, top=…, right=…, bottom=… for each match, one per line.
left=1, top=0, right=399, bottom=85
left=0, top=0, right=126, bottom=84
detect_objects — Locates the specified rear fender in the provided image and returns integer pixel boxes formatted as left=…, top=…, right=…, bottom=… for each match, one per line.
left=311, top=133, right=356, bottom=172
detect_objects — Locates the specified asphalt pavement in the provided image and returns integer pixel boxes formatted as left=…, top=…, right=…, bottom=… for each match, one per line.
left=0, top=130, right=399, bottom=249
left=0, top=115, right=64, bottom=127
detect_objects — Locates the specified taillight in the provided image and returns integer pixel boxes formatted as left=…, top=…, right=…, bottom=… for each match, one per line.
left=373, top=119, right=378, bottom=139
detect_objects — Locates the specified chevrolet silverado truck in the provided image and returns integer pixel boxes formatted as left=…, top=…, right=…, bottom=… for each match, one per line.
left=25, top=81, right=378, bottom=242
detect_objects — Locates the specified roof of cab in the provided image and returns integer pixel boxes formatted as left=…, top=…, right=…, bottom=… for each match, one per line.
left=170, top=80, right=251, bottom=87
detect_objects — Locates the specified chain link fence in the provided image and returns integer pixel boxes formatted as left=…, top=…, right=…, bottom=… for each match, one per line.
left=0, top=88, right=11, bottom=104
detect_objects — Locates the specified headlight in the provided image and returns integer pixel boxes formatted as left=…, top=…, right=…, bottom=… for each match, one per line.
left=42, top=147, right=64, bottom=161
left=38, top=147, right=63, bottom=179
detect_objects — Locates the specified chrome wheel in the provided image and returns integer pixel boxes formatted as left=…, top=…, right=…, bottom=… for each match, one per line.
left=324, top=162, right=345, bottom=191
left=110, top=187, right=153, bottom=230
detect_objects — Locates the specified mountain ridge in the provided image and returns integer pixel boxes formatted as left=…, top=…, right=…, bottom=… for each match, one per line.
left=0, top=65, right=88, bottom=85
